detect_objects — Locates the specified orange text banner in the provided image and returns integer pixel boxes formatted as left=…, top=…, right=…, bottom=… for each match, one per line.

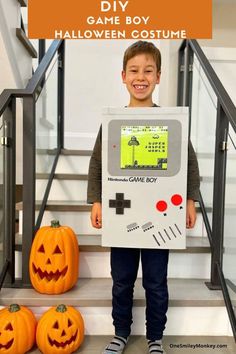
left=28, top=0, right=212, bottom=39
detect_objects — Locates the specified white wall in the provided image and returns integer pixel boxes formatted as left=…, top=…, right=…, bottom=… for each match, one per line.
left=0, top=33, right=16, bottom=93
left=64, top=40, right=161, bottom=149
left=0, top=0, right=32, bottom=89
left=158, top=40, right=182, bottom=107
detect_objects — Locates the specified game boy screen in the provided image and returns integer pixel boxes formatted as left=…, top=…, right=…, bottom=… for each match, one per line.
left=120, top=126, right=168, bottom=170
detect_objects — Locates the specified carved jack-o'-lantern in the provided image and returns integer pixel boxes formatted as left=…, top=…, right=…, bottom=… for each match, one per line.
left=0, top=304, right=37, bottom=354
left=36, top=304, right=84, bottom=354
left=29, top=220, right=79, bottom=294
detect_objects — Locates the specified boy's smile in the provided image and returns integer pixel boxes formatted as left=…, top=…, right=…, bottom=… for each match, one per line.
left=122, top=53, right=160, bottom=107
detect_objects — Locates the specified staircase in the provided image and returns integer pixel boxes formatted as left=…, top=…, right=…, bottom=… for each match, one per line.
left=1, top=149, right=231, bottom=351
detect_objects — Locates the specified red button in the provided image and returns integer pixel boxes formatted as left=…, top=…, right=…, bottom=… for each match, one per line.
left=171, top=194, right=183, bottom=206
left=156, top=200, right=167, bottom=212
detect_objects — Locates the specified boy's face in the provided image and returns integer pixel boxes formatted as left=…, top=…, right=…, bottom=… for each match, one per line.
left=122, top=53, right=160, bottom=107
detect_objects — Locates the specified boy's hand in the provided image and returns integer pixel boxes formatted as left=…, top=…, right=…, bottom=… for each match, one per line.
left=91, top=202, right=102, bottom=229
left=186, top=199, right=197, bottom=229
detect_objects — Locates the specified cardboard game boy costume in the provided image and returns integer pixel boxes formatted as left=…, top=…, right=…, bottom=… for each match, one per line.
left=102, top=107, right=188, bottom=249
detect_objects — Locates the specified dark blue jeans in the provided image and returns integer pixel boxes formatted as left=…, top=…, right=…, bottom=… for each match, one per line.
left=111, top=247, right=169, bottom=341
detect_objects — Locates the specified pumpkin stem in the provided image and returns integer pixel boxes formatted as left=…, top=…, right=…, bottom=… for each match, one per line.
left=51, top=220, right=61, bottom=228
left=56, top=304, right=67, bottom=313
left=9, top=304, right=21, bottom=312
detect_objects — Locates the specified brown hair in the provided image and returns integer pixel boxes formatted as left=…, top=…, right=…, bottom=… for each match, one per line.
left=123, top=41, right=161, bottom=72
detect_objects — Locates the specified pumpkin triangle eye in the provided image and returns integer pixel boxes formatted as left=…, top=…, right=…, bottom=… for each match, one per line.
left=38, top=245, right=45, bottom=253
left=68, top=319, right=73, bottom=327
left=53, top=321, right=59, bottom=329
left=53, top=245, right=62, bottom=254
left=5, top=323, right=13, bottom=331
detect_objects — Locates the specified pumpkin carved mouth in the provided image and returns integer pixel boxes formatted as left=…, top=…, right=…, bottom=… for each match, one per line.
left=32, top=264, right=68, bottom=281
left=47, top=330, right=78, bottom=348
left=0, top=338, right=14, bottom=349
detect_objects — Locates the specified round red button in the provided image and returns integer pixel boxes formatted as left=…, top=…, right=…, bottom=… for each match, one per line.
left=171, top=194, right=183, bottom=206
left=156, top=200, right=167, bottom=212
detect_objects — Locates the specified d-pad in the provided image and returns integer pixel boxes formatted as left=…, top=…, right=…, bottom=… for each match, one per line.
left=109, top=193, right=131, bottom=215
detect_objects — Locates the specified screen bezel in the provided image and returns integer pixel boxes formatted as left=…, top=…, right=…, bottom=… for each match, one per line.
left=108, top=119, right=181, bottom=177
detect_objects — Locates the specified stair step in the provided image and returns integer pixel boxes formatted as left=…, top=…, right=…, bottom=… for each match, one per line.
left=16, top=201, right=92, bottom=212
left=28, top=335, right=235, bottom=354
left=197, top=152, right=236, bottom=159
left=36, top=173, right=88, bottom=180
left=15, top=28, right=37, bottom=58
left=201, top=176, right=236, bottom=183
left=0, top=278, right=224, bottom=307
left=61, top=149, right=92, bottom=156
left=13, top=235, right=211, bottom=253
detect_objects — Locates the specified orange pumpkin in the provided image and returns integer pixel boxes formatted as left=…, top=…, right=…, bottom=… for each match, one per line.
left=29, top=220, right=79, bottom=294
left=0, top=304, right=37, bottom=354
left=36, top=304, right=84, bottom=354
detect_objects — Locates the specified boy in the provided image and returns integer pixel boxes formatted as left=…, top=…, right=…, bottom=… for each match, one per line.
left=87, top=41, right=200, bottom=354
